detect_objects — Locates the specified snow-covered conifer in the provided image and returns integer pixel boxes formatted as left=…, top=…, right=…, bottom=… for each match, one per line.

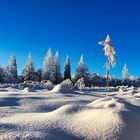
left=122, top=63, right=129, bottom=81
left=53, top=51, right=61, bottom=84
left=3, top=55, right=18, bottom=83
left=8, top=55, right=18, bottom=83
left=75, top=54, right=89, bottom=82
left=0, top=65, right=4, bottom=83
left=22, top=52, right=35, bottom=81
left=42, top=48, right=54, bottom=81
left=64, top=55, right=71, bottom=80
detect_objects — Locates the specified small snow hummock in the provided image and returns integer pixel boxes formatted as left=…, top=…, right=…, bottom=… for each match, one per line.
left=22, top=87, right=35, bottom=92
left=51, top=84, right=73, bottom=93
left=74, top=77, right=85, bottom=90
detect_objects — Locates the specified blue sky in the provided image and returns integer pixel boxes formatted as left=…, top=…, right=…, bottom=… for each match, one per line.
left=0, top=0, right=140, bottom=78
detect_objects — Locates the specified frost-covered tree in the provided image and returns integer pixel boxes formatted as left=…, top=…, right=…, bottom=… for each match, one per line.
left=53, top=51, right=61, bottom=84
left=75, top=54, right=89, bottom=83
left=64, top=55, right=71, bottom=80
left=0, top=65, right=4, bottom=83
left=99, top=35, right=116, bottom=89
left=42, top=48, right=54, bottom=81
left=3, top=55, right=18, bottom=83
left=35, top=69, right=42, bottom=82
left=22, top=52, right=35, bottom=81
left=122, top=64, right=129, bottom=81
left=8, top=55, right=18, bottom=83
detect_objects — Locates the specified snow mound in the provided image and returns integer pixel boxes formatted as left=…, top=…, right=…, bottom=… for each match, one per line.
left=0, top=88, right=140, bottom=139
left=51, top=84, right=73, bottom=93
left=87, top=97, right=125, bottom=110
left=0, top=97, right=125, bottom=140
left=61, top=79, right=73, bottom=88
left=22, top=87, right=35, bottom=92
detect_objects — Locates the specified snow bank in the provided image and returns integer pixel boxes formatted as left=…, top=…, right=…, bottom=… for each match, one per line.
left=0, top=97, right=125, bottom=140
left=22, top=87, right=35, bottom=92
left=51, top=84, right=73, bottom=93
left=0, top=88, right=140, bottom=139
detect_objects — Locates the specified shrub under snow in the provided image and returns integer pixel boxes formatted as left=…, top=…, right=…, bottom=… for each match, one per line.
left=74, top=77, right=85, bottom=90
left=61, top=79, right=73, bottom=88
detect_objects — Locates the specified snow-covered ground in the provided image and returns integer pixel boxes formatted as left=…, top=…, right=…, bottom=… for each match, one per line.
left=0, top=86, right=140, bottom=140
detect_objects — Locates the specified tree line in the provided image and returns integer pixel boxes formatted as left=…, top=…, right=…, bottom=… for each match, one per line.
left=0, top=48, right=140, bottom=87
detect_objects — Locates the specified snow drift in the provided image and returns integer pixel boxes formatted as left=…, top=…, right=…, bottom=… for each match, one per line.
left=0, top=87, right=140, bottom=140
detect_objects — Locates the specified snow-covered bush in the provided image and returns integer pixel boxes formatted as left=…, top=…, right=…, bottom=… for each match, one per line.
left=74, top=77, right=85, bottom=90
left=40, top=80, right=54, bottom=90
left=61, top=79, right=73, bottom=88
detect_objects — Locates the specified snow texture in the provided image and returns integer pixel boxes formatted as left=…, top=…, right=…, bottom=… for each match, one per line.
left=0, top=86, right=140, bottom=140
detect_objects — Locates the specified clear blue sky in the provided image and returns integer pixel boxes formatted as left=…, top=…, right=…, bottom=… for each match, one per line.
left=0, top=0, right=140, bottom=79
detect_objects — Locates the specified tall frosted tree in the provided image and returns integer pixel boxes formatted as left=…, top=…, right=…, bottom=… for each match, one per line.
left=122, top=63, right=129, bottom=80
left=22, top=52, right=35, bottom=81
left=75, top=54, right=89, bottom=82
left=0, top=65, right=4, bottom=83
left=99, top=35, right=116, bottom=89
left=42, top=48, right=54, bottom=81
left=4, top=55, right=18, bottom=83
left=53, top=51, right=61, bottom=84
left=9, top=55, right=18, bottom=83
left=64, top=55, right=71, bottom=80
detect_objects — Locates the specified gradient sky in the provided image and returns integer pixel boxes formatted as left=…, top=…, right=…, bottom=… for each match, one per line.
left=0, top=0, right=140, bottom=78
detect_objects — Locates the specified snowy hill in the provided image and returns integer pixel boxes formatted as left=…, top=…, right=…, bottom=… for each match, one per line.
left=0, top=86, right=140, bottom=140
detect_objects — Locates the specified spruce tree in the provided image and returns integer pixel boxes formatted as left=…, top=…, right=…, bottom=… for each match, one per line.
left=0, top=65, right=4, bottom=83
left=22, top=52, right=35, bottom=81
left=122, top=63, right=129, bottom=81
left=53, top=51, right=61, bottom=84
left=4, top=55, right=18, bottom=83
left=9, top=55, right=18, bottom=83
left=42, top=48, right=54, bottom=81
left=75, top=54, right=89, bottom=83
left=64, top=55, right=71, bottom=80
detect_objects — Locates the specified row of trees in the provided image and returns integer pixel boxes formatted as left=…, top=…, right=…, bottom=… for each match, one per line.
left=0, top=48, right=139, bottom=86
left=0, top=48, right=88, bottom=84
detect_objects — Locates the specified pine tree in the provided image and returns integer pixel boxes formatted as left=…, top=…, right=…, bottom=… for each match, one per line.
left=0, top=65, right=4, bottom=83
left=64, top=55, right=71, bottom=80
left=75, top=54, right=89, bottom=83
left=22, top=52, right=35, bottom=81
left=42, top=48, right=54, bottom=81
left=122, top=63, right=128, bottom=81
left=53, top=51, right=61, bottom=84
left=9, top=55, right=18, bottom=83
left=3, top=55, right=18, bottom=83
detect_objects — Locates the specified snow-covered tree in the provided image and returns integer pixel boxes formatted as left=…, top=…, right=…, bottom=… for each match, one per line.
left=0, top=65, right=4, bottom=83
left=8, top=55, right=18, bottom=83
left=42, top=48, right=54, bottom=81
left=122, top=63, right=129, bottom=80
left=75, top=54, right=89, bottom=83
left=53, top=51, right=61, bottom=84
left=35, top=69, right=42, bottom=82
left=3, top=55, right=18, bottom=83
left=64, top=55, right=71, bottom=80
left=22, top=52, right=35, bottom=81
left=99, top=35, right=116, bottom=89
left=74, top=77, right=85, bottom=90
